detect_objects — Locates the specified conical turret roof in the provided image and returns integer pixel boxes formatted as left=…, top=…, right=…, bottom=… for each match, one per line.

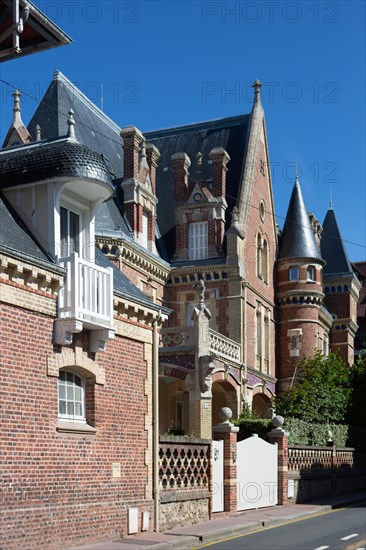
left=278, top=178, right=324, bottom=263
left=321, top=207, right=353, bottom=276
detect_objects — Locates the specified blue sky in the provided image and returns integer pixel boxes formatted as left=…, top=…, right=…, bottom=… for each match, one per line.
left=1, top=0, right=365, bottom=260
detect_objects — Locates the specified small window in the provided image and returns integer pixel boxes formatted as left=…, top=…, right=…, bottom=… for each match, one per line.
left=58, top=370, right=85, bottom=422
left=289, top=266, right=299, bottom=281
left=307, top=266, right=316, bottom=282
left=141, top=211, right=148, bottom=248
left=188, top=222, right=208, bottom=261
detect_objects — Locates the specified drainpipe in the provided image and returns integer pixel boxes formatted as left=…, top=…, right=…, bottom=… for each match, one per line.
left=152, top=310, right=161, bottom=532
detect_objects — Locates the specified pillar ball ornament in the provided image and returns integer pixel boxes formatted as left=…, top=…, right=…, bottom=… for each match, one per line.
left=219, top=407, right=233, bottom=423
left=272, top=415, right=284, bottom=428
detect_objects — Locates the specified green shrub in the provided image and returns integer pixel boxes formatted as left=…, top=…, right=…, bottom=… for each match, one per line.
left=234, top=418, right=274, bottom=441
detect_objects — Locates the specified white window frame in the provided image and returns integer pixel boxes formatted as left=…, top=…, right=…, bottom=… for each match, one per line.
left=307, top=265, right=316, bottom=282
left=289, top=266, right=299, bottom=281
left=58, top=369, right=86, bottom=423
left=60, top=204, right=82, bottom=258
left=188, top=221, right=208, bottom=261
left=288, top=328, right=302, bottom=357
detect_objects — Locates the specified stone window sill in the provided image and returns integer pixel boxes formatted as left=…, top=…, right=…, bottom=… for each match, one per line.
left=57, top=421, right=97, bottom=435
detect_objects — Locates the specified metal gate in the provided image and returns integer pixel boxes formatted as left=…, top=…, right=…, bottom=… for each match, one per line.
left=212, top=439, right=224, bottom=512
left=237, top=434, right=278, bottom=511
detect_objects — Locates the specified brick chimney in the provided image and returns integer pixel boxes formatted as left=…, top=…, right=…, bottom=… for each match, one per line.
left=120, top=126, right=144, bottom=179
left=209, top=147, right=230, bottom=197
left=172, top=152, right=191, bottom=202
left=146, top=143, right=160, bottom=193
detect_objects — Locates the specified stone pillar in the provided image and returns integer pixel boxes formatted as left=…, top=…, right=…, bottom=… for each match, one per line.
left=213, top=407, right=239, bottom=513
left=267, top=416, right=289, bottom=506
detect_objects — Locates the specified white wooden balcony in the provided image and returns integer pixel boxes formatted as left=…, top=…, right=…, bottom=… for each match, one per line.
left=55, top=252, right=114, bottom=351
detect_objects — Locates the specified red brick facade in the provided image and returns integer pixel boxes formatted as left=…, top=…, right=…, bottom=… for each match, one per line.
left=0, top=280, right=155, bottom=549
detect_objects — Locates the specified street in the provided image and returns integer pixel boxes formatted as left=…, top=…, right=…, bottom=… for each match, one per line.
left=196, top=503, right=366, bottom=550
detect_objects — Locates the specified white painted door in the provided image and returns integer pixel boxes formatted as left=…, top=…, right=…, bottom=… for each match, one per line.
left=237, top=434, right=278, bottom=511
left=212, top=439, right=224, bottom=512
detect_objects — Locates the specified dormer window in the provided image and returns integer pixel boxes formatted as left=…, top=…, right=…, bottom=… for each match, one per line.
left=60, top=205, right=80, bottom=257
left=307, top=265, right=316, bottom=282
left=289, top=266, right=299, bottom=281
left=188, top=221, right=208, bottom=261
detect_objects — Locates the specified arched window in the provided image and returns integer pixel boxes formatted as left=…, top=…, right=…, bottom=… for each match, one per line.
left=58, top=369, right=85, bottom=422
left=262, top=240, right=268, bottom=284
left=257, top=234, right=263, bottom=279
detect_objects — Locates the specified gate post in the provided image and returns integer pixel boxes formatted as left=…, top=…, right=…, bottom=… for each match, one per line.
left=267, top=416, right=289, bottom=506
left=213, top=407, right=239, bottom=513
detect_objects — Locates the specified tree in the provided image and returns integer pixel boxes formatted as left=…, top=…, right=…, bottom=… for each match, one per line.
left=275, top=351, right=351, bottom=424
left=347, top=354, right=366, bottom=429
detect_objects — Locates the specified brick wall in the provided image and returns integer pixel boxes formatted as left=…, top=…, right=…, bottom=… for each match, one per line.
left=1, top=293, right=153, bottom=549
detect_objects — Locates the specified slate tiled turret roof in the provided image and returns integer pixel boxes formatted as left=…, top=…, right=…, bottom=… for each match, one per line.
left=277, top=178, right=324, bottom=263
left=0, top=137, right=114, bottom=189
left=321, top=207, right=353, bottom=276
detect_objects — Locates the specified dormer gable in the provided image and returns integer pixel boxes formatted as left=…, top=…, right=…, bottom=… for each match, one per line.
left=171, top=149, right=229, bottom=262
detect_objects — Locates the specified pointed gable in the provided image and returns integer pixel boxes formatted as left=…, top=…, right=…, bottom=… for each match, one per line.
left=28, top=71, right=123, bottom=178
left=3, top=90, right=31, bottom=148
left=321, top=208, right=353, bottom=276
left=278, top=178, right=323, bottom=262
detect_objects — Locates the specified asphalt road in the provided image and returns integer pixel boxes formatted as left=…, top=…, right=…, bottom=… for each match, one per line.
left=196, top=503, right=366, bottom=550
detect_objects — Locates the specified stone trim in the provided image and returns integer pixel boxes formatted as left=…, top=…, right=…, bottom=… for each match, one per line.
left=47, top=344, right=105, bottom=385
left=0, top=253, right=63, bottom=295
left=56, top=421, right=97, bottom=435
left=95, top=237, right=170, bottom=284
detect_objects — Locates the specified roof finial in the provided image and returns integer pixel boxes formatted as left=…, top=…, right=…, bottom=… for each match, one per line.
left=35, top=124, right=41, bottom=141
left=252, top=80, right=262, bottom=104
left=12, top=89, right=21, bottom=123
left=141, top=139, right=147, bottom=159
left=195, top=151, right=203, bottom=180
left=67, top=108, right=76, bottom=139
left=295, top=162, right=299, bottom=183
left=329, top=186, right=333, bottom=209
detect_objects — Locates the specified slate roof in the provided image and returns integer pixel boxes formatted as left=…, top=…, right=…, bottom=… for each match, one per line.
left=144, top=115, right=250, bottom=258
left=28, top=71, right=123, bottom=179
left=0, top=137, right=114, bottom=189
left=0, top=193, right=53, bottom=265
left=321, top=208, right=353, bottom=276
left=29, top=72, right=251, bottom=261
left=277, top=178, right=324, bottom=263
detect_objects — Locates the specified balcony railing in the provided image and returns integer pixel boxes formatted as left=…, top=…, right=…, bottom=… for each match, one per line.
left=58, top=252, right=113, bottom=329
left=208, top=328, right=241, bottom=362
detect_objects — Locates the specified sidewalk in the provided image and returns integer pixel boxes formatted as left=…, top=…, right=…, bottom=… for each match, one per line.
left=68, top=491, right=366, bottom=550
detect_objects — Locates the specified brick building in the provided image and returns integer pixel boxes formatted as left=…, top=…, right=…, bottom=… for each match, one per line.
left=0, top=66, right=362, bottom=547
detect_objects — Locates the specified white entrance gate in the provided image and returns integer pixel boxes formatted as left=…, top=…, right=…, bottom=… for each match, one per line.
left=212, top=439, right=224, bottom=512
left=237, top=434, right=278, bottom=511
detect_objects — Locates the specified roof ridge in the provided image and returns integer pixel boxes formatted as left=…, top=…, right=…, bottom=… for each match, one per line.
left=52, top=71, right=122, bottom=134
left=144, top=114, right=250, bottom=137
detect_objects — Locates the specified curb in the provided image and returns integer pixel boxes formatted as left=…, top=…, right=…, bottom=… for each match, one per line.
left=145, top=498, right=366, bottom=550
